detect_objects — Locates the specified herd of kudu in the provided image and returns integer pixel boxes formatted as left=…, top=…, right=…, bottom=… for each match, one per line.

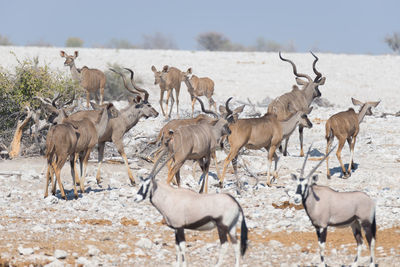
left=37, top=50, right=380, bottom=266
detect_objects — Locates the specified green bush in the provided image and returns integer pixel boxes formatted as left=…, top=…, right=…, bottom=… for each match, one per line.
left=0, top=53, right=78, bottom=142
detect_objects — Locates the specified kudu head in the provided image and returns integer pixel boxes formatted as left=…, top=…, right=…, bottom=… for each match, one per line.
left=35, top=91, right=76, bottom=125
left=151, top=65, right=169, bottom=85
left=351, top=98, right=380, bottom=116
left=60, top=50, right=78, bottom=67
left=292, top=145, right=336, bottom=204
left=110, top=68, right=159, bottom=119
left=279, top=51, right=326, bottom=100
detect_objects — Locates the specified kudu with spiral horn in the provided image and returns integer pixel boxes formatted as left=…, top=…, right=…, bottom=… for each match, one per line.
left=268, top=51, right=326, bottom=157
left=292, top=145, right=376, bottom=267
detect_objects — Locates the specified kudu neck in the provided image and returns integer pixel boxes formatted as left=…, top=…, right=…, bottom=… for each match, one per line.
left=280, top=113, right=301, bottom=137
left=69, top=63, right=81, bottom=81
left=95, top=108, right=109, bottom=138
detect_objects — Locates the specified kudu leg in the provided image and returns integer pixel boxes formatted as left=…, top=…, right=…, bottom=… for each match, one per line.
left=283, top=137, right=290, bottom=156
left=99, top=87, right=104, bottom=105
left=299, top=125, right=304, bottom=157
left=266, top=145, right=278, bottom=186
left=86, top=90, right=90, bottom=108
left=316, top=227, right=328, bottom=266
left=212, top=151, right=221, bottom=180
left=326, top=136, right=334, bottom=179
left=174, top=228, right=186, bottom=267
left=220, top=147, right=240, bottom=188
left=44, top=164, right=52, bottom=198
left=51, top=162, right=58, bottom=195
left=159, top=90, right=166, bottom=117
left=55, top=161, right=67, bottom=200
left=167, top=162, right=183, bottom=186
left=336, top=139, right=349, bottom=178
left=79, top=149, right=93, bottom=193
left=96, top=143, right=105, bottom=184
left=165, top=89, right=173, bottom=119
left=348, top=136, right=357, bottom=174
left=69, top=155, right=79, bottom=199
left=351, top=221, right=363, bottom=267
left=175, top=88, right=180, bottom=118
left=191, top=97, right=196, bottom=117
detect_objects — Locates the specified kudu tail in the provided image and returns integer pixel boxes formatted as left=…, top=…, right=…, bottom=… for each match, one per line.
left=45, top=129, right=55, bottom=163
left=240, top=211, right=248, bottom=256
left=325, top=119, right=333, bottom=141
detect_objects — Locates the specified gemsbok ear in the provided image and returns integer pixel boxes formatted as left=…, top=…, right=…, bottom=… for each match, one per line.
left=60, top=51, right=66, bottom=58
left=291, top=174, right=298, bottom=181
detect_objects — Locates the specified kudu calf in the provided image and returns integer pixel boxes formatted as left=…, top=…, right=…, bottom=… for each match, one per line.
left=220, top=110, right=313, bottom=187
left=268, top=51, right=325, bottom=157
left=60, top=50, right=106, bottom=107
left=135, top=152, right=248, bottom=267
left=151, top=65, right=191, bottom=119
left=44, top=104, right=116, bottom=199
left=325, top=98, right=380, bottom=178
left=292, top=146, right=376, bottom=267
left=183, top=68, right=217, bottom=116
left=69, top=68, right=158, bottom=185
left=165, top=98, right=237, bottom=193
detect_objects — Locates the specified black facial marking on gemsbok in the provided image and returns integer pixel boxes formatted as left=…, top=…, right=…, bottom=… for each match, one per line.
left=135, top=150, right=248, bottom=267
left=292, top=145, right=376, bottom=267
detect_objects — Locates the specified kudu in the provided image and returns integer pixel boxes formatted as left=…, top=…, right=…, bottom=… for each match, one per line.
left=151, top=65, right=191, bottom=119
left=135, top=151, right=248, bottom=267
left=220, top=110, right=313, bottom=187
left=292, top=146, right=376, bottom=267
left=60, top=50, right=106, bottom=107
left=44, top=104, right=116, bottom=199
left=68, top=68, right=158, bottom=185
left=325, top=98, right=380, bottom=178
left=268, top=51, right=326, bottom=157
left=165, top=98, right=237, bottom=193
left=183, top=68, right=217, bottom=117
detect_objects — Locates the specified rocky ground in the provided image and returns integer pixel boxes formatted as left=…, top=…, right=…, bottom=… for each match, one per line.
left=0, top=48, right=399, bottom=266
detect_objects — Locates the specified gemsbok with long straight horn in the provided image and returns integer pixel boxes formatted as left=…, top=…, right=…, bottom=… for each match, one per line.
left=268, top=51, right=325, bottom=157
left=151, top=65, right=191, bottom=119
left=135, top=149, right=248, bottom=267
left=292, top=145, right=376, bottom=267
left=325, top=98, right=380, bottom=178
left=165, top=97, right=239, bottom=193
left=65, top=68, right=158, bottom=185
left=219, top=109, right=313, bottom=188
left=183, top=67, right=217, bottom=117
left=60, top=50, right=106, bottom=107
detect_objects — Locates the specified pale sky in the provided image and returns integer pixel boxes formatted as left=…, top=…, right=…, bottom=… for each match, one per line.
left=1, top=0, right=399, bottom=54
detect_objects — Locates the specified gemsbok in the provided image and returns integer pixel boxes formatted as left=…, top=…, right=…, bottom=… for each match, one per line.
left=268, top=51, right=325, bottom=157
left=220, top=110, right=313, bottom=188
left=44, top=103, right=117, bottom=199
left=135, top=151, right=248, bottom=267
left=67, top=68, right=158, bottom=185
left=151, top=65, right=191, bottom=119
left=60, top=50, right=106, bottom=107
left=183, top=68, right=217, bottom=116
left=325, top=98, right=380, bottom=178
left=165, top=97, right=238, bottom=193
left=292, top=146, right=376, bottom=267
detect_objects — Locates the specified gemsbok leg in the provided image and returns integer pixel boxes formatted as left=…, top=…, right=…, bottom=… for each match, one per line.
left=174, top=228, right=186, bottom=267
left=351, top=221, right=363, bottom=267
left=316, top=227, right=328, bottom=266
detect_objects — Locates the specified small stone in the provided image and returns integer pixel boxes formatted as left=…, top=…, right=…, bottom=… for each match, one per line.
left=135, top=237, right=153, bottom=249
left=54, top=249, right=68, bottom=259
left=87, top=245, right=100, bottom=256
left=18, top=246, right=34, bottom=255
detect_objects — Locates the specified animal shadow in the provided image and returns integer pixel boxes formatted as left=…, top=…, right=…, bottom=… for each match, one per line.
left=328, top=163, right=359, bottom=178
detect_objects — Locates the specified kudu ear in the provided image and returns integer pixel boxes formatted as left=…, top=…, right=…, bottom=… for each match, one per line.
left=369, top=100, right=381, bottom=108
left=295, top=77, right=308, bottom=86
left=291, top=174, right=298, bottom=181
left=74, top=51, right=79, bottom=58
left=219, top=105, right=227, bottom=114
left=60, top=51, right=66, bottom=58
left=234, top=105, right=245, bottom=114
left=351, top=98, right=364, bottom=106
left=306, top=106, right=313, bottom=114
left=187, top=67, right=192, bottom=74
left=162, top=65, right=169, bottom=72
left=151, top=65, right=157, bottom=73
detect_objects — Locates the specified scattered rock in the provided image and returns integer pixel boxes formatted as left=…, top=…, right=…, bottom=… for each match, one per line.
left=136, top=237, right=153, bottom=249
left=18, top=246, right=34, bottom=255
left=54, top=249, right=68, bottom=259
left=87, top=245, right=100, bottom=257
